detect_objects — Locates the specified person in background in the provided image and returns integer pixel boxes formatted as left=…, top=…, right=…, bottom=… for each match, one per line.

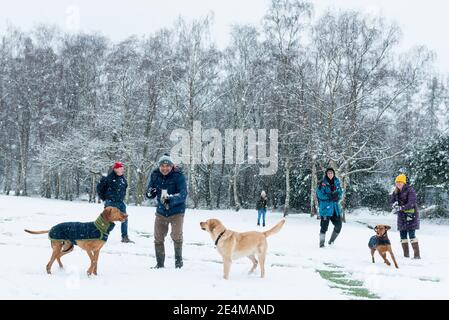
left=256, top=191, right=268, bottom=227
left=97, top=161, right=133, bottom=243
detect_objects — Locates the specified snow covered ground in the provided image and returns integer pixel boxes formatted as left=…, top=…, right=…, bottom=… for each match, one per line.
left=0, top=194, right=448, bottom=300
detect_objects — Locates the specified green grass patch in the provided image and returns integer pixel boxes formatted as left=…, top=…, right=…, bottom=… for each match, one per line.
left=419, top=277, right=440, bottom=283
left=316, top=268, right=379, bottom=299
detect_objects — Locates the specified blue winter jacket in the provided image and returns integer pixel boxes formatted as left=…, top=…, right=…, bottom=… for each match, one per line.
left=147, top=167, right=188, bottom=217
left=316, top=176, right=343, bottom=217
left=96, top=171, right=128, bottom=213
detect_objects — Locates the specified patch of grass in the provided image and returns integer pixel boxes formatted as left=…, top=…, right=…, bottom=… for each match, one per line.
left=273, top=252, right=285, bottom=257
left=419, top=277, right=440, bottom=283
left=323, top=262, right=344, bottom=269
left=135, top=231, right=152, bottom=238
left=316, top=268, right=379, bottom=299
left=271, top=263, right=296, bottom=268
left=186, top=242, right=207, bottom=247
left=343, top=287, right=380, bottom=299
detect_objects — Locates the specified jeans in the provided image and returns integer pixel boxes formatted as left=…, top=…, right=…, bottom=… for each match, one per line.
left=400, top=230, right=416, bottom=240
left=105, top=200, right=127, bottom=237
left=257, top=209, right=266, bottom=226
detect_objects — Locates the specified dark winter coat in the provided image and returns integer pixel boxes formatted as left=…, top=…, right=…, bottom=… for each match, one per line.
left=256, top=197, right=267, bottom=210
left=96, top=171, right=128, bottom=213
left=390, top=184, right=420, bottom=231
left=49, top=215, right=115, bottom=245
left=146, top=167, right=187, bottom=217
left=316, top=176, right=343, bottom=217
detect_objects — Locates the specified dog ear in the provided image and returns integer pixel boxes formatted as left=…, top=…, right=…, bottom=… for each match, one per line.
left=385, top=225, right=391, bottom=231
left=208, top=220, right=216, bottom=232
left=374, top=225, right=379, bottom=232
left=102, top=207, right=112, bottom=220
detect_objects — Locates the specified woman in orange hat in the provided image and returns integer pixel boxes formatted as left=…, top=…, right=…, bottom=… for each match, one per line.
left=391, top=174, right=421, bottom=259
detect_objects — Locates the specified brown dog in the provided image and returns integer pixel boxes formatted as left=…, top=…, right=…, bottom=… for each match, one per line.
left=200, top=218, right=285, bottom=280
left=25, top=207, right=127, bottom=276
left=368, top=224, right=399, bottom=269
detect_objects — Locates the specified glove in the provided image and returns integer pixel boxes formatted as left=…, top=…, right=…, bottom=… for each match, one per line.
left=391, top=202, right=401, bottom=212
left=161, top=194, right=170, bottom=209
left=330, top=191, right=339, bottom=202
left=146, top=188, right=157, bottom=199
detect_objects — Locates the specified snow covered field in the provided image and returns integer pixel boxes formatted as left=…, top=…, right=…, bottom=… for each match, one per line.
left=0, top=194, right=448, bottom=300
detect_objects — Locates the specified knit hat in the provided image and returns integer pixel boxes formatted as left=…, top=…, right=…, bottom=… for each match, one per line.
left=395, top=174, right=407, bottom=184
left=113, top=161, right=124, bottom=169
left=158, top=154, right=173, bottom=166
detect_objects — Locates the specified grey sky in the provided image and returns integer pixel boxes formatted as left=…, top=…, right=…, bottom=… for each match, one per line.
left=1, top=0, right=448, bottom=73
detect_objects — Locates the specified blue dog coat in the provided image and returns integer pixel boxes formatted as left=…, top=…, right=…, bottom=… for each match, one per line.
left=368, top=235, right=391, bottom=249
left=49, top=215, right=115, bottom=245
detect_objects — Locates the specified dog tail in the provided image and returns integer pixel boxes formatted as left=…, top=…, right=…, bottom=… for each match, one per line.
left=24, top=229, right=49, bottom=235
left=263, top=219, right=285, bottom=238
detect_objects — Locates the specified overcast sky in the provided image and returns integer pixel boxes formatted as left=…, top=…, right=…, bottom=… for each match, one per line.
left=1, top=0, right=448, bottom=73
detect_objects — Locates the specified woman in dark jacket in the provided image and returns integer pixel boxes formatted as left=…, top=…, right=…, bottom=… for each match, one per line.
left=316, top=168, right=343, bottom=248
left=391, top=174, right=421, bottom=259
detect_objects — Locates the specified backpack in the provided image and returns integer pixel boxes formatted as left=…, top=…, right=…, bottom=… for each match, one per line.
left=97, top=176, right=108, bottom=201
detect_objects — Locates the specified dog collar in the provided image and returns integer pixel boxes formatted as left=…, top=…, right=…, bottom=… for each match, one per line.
left=215, top=230, right=226, bottom=246
left=94, top=215, right=113, bottom=235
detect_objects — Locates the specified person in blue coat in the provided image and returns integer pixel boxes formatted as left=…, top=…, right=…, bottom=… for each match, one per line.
left=316, top=168, right=343, bottom=248
left=96, top=161, right=133, bottom=243
left=146, top=154, right=188, bottom=269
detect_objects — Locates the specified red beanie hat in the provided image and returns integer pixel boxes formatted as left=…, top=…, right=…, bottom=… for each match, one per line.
left=113, top=161, right=124, bottom=169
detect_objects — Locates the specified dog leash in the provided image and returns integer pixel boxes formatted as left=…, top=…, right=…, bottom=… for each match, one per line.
left=215, top=230, right=226, bottom=246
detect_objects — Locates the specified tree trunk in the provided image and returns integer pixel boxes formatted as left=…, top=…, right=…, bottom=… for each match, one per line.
left=135, top=168, right=147, bottom=206
left=15, top=162, right=22, bottom=196
left=340, top=174, right=348, bottom=223
left=17, top=111, right=31, bottom=196
left=125, top=165, right=131, bottom=204
left=233, top=165, right=241, bottom=211
left=283, top=159, right=290, bottom=217
left=207, top=164, right=213, bottom=210
left=55, top=172, right=61, bottom=200
left=216, top=161, right=225, bottom=209
left=4, top=158, right=12, bottom=195
left=89, top=174, right=97, bottom=203
left=310, top=160, right=318, bottom=217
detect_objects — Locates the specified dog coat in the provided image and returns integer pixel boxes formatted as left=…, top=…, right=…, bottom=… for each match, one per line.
left=49, top=215, right=115, bottom=245
left=368, top=235, right=391, bottom=249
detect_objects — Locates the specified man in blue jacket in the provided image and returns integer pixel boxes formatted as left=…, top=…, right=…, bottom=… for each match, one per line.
left=146, top=154, right=188, bottom=269
left=316, top=168, right=343, bottom=248
left=97, top=161, right=133, bottom=243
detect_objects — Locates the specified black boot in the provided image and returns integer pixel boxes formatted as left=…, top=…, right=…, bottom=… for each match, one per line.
left=174, top=242, right=183, bottom=269
left=328, top=231, right=339, bottom=245
left=152, top=243, right=165, bottom=269
left=121, top=235, right=134, bottom=243
left=320, top=233, right=326, bottom=248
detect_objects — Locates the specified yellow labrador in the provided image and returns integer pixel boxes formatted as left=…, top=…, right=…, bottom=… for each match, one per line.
left=200, top=218, right=285, bottom=280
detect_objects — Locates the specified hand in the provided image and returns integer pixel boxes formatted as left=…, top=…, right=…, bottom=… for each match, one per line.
left=162, top=196, right=170, bottom=205
left=146, top=188, right=157, bottom=199
left=330, top=191, right=339, bottom=202
left=391, top=202, right=401, bottom=212
left=161, top=194, right=170, bottom=209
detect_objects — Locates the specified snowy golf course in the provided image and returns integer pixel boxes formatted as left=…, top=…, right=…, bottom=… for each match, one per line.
left=0, top=194, right=448, bottom=300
